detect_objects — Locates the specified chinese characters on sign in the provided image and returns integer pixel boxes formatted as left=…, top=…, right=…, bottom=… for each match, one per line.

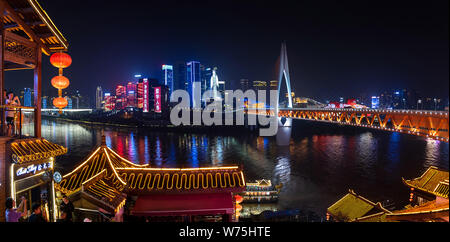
left=143, top=78, right=149, bottom=112
left=155, top=86, right=161, bottom=113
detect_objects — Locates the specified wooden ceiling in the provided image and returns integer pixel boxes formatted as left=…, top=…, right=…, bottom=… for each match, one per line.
left=2, top=0, right=68, bottom=55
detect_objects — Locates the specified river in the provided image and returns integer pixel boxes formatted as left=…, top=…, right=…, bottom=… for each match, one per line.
left=23, top=118, right=449, bottom=219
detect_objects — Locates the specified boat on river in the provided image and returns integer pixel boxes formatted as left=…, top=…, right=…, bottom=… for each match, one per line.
left=240, top=179, right=282, bottom=203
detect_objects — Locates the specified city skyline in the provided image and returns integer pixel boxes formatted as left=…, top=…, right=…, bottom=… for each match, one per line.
left=0, top=0, right=448, bottom=227
left=3, top=0, right=448, bottom=104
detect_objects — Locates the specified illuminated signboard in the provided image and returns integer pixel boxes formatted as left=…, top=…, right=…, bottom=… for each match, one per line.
left=162, top=65, right=173, bottom=70
left=154, top=86, right=161, bottom=113
left=143, top=79, right=149, bottom=112
left=14, top=160, right=53, bottom=180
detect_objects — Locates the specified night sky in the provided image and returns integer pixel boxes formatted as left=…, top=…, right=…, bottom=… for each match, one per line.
left=5, top=0, right=449, bottom=104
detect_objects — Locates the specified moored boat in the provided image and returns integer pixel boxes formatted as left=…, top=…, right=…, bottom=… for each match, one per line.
left=240, top=179, right=281, bottom=203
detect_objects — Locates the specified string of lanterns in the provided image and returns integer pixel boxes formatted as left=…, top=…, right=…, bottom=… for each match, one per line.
left=50, top=52, right=72, bottom=113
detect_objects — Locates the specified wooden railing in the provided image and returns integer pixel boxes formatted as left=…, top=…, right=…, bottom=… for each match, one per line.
left=0, top=105, right=35, bottom=138
left=4, top=31, right=37, bottom=69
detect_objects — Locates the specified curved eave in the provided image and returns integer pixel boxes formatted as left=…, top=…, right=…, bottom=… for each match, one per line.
left=27, top=0, right=68, bottom=52
left=10, top=138, right=68, bottom=164
left=403, top=177, right=448, bottom=199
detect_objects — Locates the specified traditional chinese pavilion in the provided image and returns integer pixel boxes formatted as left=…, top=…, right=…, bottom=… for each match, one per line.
left=386, top=166, right=449, bottom=222
left=0, top=0, right=69, bottom=222
left=54, top=137, right=246, bottom=222
left=326, top=189, right=392, bottom=222
left=327, top=166, right=449, bottom=222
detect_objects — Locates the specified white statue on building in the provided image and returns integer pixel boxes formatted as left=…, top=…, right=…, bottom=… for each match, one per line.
left=210, top=67, right=221, bottom=101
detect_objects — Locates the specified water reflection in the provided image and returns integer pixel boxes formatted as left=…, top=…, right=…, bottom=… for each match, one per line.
left=424, top=139, right=442, bottom=168
left=34, top=118, right=448, bottom=215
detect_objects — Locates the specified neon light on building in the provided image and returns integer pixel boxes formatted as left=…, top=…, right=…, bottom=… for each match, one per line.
left=372, top=96, right=380, bottom=109
left=162, top=65, right=174, bottom=98
left=143, top=78, right=149, bottom=112
left=187, top=61, right=201, bottom=107
left=154, top=86, right=161, bottom=113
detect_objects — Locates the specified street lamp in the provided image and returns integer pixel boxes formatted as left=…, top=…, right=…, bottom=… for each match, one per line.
left=434, top=98, right=437, bottom=111
left=417, top=99, right=421, bottom=110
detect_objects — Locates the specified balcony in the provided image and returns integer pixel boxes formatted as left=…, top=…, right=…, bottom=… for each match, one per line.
left=0, top=105, right=36, bottom=138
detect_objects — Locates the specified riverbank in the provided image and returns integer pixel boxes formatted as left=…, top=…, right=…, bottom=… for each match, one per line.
left=42, top=114, right=255, bottom=135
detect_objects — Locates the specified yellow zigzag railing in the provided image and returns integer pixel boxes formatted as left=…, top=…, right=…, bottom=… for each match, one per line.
left=117, top=170, right=245, bottom=191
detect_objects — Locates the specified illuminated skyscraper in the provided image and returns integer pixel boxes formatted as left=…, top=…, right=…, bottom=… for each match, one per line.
left=253, top=80, right=267, bottom=90
left=201, top=66, right=212, bottom=93
left=23, top=88, right=32, bottom=107
left=42, top=96, right=48, bottom=109
left=162, top=65, right=174, bottom=98
left=240, top=79, right=250, bottom=91
left=96, top=86, right=103, bottom=109
left=186, top=61, right=201, bottom=107
left=104, top=93, right=116, bottom=111
left=143, top=78, right=149, bottom=112
left=174, top=61, right=187, bottom=93
left=64, top=96, right=73, bottom=109
left=115, top=85, right=126, bottom=110
left=137, top=81, right=144, bottom=109
left=371, top=96, right=380, bottom=109
left=126, top=82, right=137, bottom=107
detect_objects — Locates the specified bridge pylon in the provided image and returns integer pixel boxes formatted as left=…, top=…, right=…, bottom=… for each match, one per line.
left=276, top=117, right=292, bottom=146
left=277, top=41, right=293, bottom=109
left=275, top=42, right=293, bottom=146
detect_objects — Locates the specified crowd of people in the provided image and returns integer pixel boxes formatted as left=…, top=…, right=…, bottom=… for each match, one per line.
left=4, top=194, right=75, bottom=223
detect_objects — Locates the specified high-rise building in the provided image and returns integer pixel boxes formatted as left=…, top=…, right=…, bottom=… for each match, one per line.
left=143, top=78, right=149, bottom=112
left=153, top=85, right=170, bottom=115
left=174, top=61, right=187, bottom=92
left=69, top=90, right=89, bottom=109
left=253, top=80, right=267, bottom=91
left=393, top=89, right=408, bottom=109
left=371, top=96, right=380, bottom=109
left=186, top=61, right=201, bottom=107
left=202, top=66, right=213, bottom=93
left=126, top=82, right=137, bottom=107
left=380, top=91, right=393, bottom=109
left=104, top=93, right=116, bottom=111
left=23, top=88, right=32, bottom=107
left=269, top=80, right=278, bottom=90
left=64, top=96, right=73, bottom=109
left=240, top=79, right=250, bottom=91
left=42, top=96, right=48, bottom=109
left=96, top=86, right=103, bottom=109
left=137, top=80, right=144, bottom=109
left=162, top=65, right=174, bottom=98
left=115, top=85, right=126, bottom=110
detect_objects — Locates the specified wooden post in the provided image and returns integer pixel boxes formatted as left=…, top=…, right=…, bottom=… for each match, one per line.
left=0, top=0, right=6, bottom=222
left=0, top=0, right=5, bottom=136
left=34, top=45, right=42, bottom=138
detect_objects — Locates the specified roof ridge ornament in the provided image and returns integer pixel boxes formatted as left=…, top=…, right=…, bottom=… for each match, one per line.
left=101, top=134, right=106, bottom=146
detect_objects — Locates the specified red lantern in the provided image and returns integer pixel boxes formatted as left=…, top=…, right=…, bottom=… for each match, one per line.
left=53, top=97, right=68, bottom=109
left=51, top=76, right=70, bottom=90
left=235, top=204, right=242, bottom=211
left=234, top=195, right=243, bottom=204
left=50, top=52, right=72, bottom=69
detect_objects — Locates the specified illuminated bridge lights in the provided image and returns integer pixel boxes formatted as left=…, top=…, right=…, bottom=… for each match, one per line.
left=276, top=108, right=449, bottom=142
